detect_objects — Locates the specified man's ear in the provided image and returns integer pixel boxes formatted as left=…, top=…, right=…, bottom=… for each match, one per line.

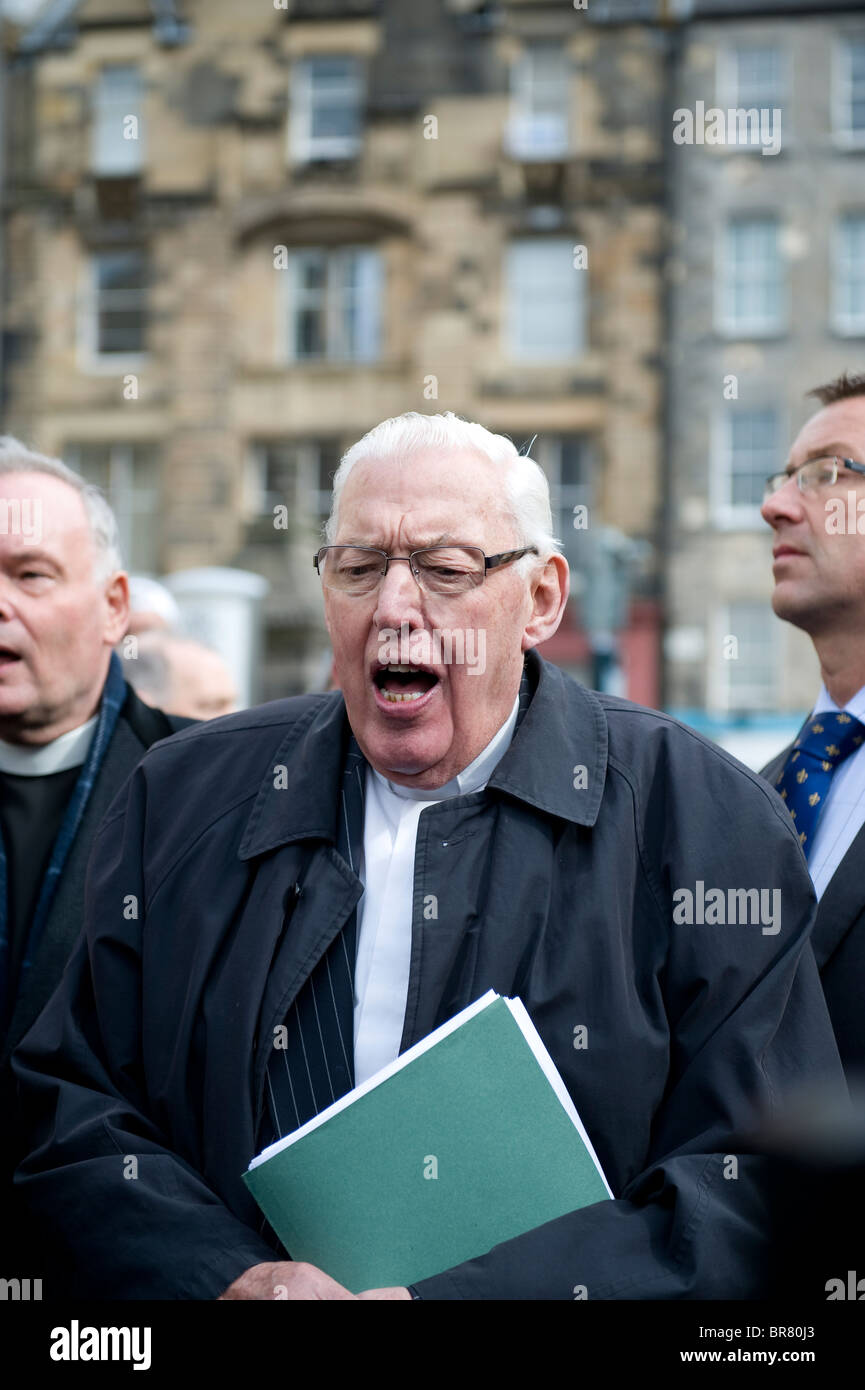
left=104, top=571, right=130, bottom=646
left=521, top=553, right=569, bottom=651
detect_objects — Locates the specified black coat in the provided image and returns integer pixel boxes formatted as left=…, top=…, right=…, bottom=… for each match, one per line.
left=1, top=682, right=192, bottom=1270
left=762, top=741, right=865, bottom=1075
left=12, top=652, right=846, bottom=1299
left=1, top=684, right=191, bottom=1069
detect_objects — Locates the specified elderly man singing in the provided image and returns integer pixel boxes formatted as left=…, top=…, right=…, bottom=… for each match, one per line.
left=13, top=412, right=844, bottom=1300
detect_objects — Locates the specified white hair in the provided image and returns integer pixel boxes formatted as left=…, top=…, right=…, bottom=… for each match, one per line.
left=325, top=412, right=561, bottom=574
left=0, top=435, right=122, bottom=581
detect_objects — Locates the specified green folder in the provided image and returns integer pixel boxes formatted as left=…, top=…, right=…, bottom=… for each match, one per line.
left=243, top=991, right=611, bottom=1292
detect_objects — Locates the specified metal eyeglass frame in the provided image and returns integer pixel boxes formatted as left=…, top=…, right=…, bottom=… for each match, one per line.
left=313, top=543, right=539, bottom=590
left=764, top=455, right=865, bottom=499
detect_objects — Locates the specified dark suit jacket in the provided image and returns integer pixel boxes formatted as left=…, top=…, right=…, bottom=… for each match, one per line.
left=1, top=681, right=192, bottom=1269
left=762, top=743, right=865, bottom=1077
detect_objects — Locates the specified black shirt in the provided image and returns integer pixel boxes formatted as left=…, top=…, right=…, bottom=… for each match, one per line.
left=0, top=765, right=80, bottom=1014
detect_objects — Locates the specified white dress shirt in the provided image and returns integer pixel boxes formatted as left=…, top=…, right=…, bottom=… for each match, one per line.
left=805, top=681, right=865, bottom=901
left=353, top=695, right=520, bottom=1085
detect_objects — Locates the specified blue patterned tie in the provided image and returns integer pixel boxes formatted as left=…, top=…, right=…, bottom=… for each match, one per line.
left=774, top=711, right=865, bottom=858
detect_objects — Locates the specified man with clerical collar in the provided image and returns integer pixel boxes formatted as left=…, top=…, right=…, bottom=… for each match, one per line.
left=13, top=412, right=846, bottom=1300
left=0, top=437, right=191, bottom=1267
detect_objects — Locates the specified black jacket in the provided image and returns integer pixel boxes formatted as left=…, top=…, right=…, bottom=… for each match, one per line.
left=1, top=682, right=192, bottom=1269
left=12, top=652, right=846, bottom=1299
left=762, top=740, right=865, bottom=1075
left=1, top=684, right=191, bottom=1068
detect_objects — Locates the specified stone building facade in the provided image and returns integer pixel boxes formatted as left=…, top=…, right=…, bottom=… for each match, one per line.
left=664, top=0, right=865, bottom=751
left=1, top=0, right=666, bottom=702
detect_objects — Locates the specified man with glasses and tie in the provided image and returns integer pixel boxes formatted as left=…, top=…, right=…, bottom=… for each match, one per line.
left=12, top=411, right=843, bottom=1300
left=762, top=372, right=865, bottom=1076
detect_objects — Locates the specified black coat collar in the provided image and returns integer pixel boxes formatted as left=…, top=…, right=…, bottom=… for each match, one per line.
left=238, top=650, right=608, bottom=862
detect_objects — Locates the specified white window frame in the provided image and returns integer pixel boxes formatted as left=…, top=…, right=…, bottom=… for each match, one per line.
left=710, top=405, right=782, bottom=530
left=716, top=216, right=786, bottom=338
left=65, top=441, right=159, bottom=572
left=711, top=601, right=778, bottom=715
left=91, top=63, right=144, bottom=176
left=289, top=56, right=363, bottom=164
left=282, top=246, right=383, bottom=364
left=505, top=238, right=585, bottom=362
left=244, top=438, right=340, bottom=530
left=77, top=251, right=148, bottom=374
left=716, top=42, right=787, bottom=151
left=506, top=43, right=571, bottom=161
left=833, top=36, right=865, bottom=147
left=832, top=213, right=865, bottom=336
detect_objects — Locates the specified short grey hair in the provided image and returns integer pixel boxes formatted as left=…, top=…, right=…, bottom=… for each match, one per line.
left=325, top=412, right=562, bottom=574
left=0, top=436, right=122, bottom=581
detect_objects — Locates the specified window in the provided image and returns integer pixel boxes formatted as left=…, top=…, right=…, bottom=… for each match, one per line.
left=833, top=214, right=865, bottom=334
left=534, top=434, right=593, bottom=572
left=715, top=407, right=779, bottom=525
left=284, top=247, right=382, bottom=363
left=92, top=65, right=143, bottom=176
left=719, top=218, right=784, bottom=336
left=717, top=601, right=777, bottom=714
left=720, top=44, right=785, bottom=148
left=290, top=56, right=363, bottom=163
left=506, top=239, right=585, bottom=361
left=507, top=45, right=571, bottom=160
left=834, top=38, right=865, bottom=144
left=80, top=250, right=147, bottom=362
left=245, top=439, right=341, bottom=535
left=65, top=442, right=160, bottom=572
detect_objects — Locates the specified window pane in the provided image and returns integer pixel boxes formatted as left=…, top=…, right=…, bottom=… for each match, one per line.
left=843, top=39, right=865, bottom=134
left=727, top=409, right=778, bottom=508
left=287, top=247, right=382, bottom=362
left=341, top=249, right=382, bottom=361
left=724, top=219, right=782, bottom=333
left=94, top=250, right=146, bottom=354
left=92, top=64, right=142, bottom=175
left=835, top=214, right=865, bottom=330
left=296, top=56, right=362, bottom=159
left=509, top=45, right=570, bottom=158
left=732, top=45, right=782, bottom=109
left=66, top=442, right=159, bottom=572
left=507, top=240, right=583, bottom=360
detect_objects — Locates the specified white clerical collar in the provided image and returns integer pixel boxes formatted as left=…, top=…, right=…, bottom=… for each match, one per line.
left=370, top=693, right=521, bottom=803
left=812, top=682, right=865, bottom=721
left=0, top=714, right=99, bottom=776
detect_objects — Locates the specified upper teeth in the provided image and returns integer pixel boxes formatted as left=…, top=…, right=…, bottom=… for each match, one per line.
left=384, top=664, right=423, bottom=673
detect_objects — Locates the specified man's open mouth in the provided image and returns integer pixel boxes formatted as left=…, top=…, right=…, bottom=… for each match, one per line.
left=373, top=664, right=439, bottom=704
left=0, top=647, right=22, bottom=665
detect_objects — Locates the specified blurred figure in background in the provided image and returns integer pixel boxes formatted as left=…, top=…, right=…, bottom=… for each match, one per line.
left=120, top=630, right=238, bottom=721
left=125, top=575, right=184, bottom=636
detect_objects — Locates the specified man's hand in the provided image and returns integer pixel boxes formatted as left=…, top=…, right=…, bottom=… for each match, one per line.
left=357, top=1286, right=412, bottom=1300
left=218, top=1261, right=358, bottom=1300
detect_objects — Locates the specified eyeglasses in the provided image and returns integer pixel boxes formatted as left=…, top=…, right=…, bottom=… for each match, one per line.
left=313, top=544, right=539, bottom=596
left=764, top=455, right=865, bottom=499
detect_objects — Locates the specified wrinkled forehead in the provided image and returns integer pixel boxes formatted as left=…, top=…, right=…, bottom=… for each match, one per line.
left=335, top=448, right=517, bottom=545
left=0, top=470, right=93, bottom=556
